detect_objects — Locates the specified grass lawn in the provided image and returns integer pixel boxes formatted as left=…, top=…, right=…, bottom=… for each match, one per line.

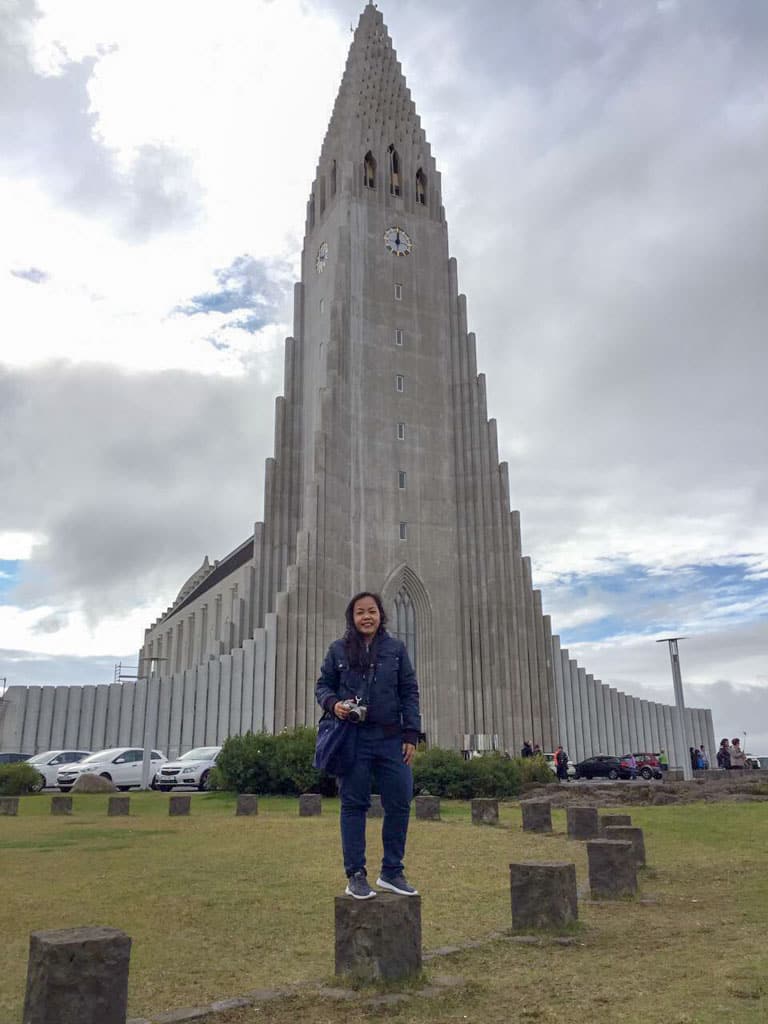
left=1, top=793, right=766, bottom=1023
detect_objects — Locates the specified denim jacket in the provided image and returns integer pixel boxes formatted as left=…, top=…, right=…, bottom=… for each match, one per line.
left=315, top=632, right=421, bottom=744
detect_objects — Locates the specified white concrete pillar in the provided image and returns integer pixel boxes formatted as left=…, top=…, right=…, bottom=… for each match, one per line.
left=618, top=693, right=631, bottom=754
left=578, top=667, right=592, bottom=757
left=180, top=669, right=196, bottom=753
left=192, top=665, right=208, bottom=747
left=78, top=686, right=96, bottom=749
left=50, top=686, right=69, bottom=749
left=205, top=660, right=220, bottom=745
left=585, top=674, right=599, bottom=754
left=561, top=650, right=577, bottom=760
left=241, top=638, right=256, bottom=736
left=569, top=660, right=583, bottom=761
left=168, top=671, right=184, bottom=759
left=131, top=678, right=147, bottom=747
left=1, top=686, right=27, bottom=751
left=264, top=612, right=278, bottom=734
left=21, top=687, right=42, bottom=753
left=63, top=687, right=82, bottom=749
left=217, top=655, right=233, bottom=743
left=598, top=684, right=610, bottom=753
left=662, top=704, right=677, bottom=767
left=229, top=647, right=244, bottom=737
left=156, top=675, right=172, bottom=756
left=36, top=687, right=56, bottom=753
left=105, top=683, right=122, bottom=748
left=91, top=685, right=109, bottom=751
left=117, top=683, right=135, bottom=746
left=607, top=689, right=619, bottom=755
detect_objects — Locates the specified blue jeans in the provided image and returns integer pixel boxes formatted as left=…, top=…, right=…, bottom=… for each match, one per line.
left=338, top=727, right=412, bottom=879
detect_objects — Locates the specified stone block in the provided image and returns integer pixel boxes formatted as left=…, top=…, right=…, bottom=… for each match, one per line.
left=23, top=925, right=131, bottom=1024
left=169, top=795, right=191, bottom=816
left=50, top=796, right=72, bottom=816
left=603, top=826, right=646, bottom=866
left=236, top=794, right=259, bottom=816
left=335, top=892, right=421, bottom=981
left=510, top=862, right=578, bottom=930
left=368, top=793, right=383, bottom=818
left=587, top=840, right=637, bottom=899
left=0, top=796, right=19, bottom=815
left=107, top=796, right=130, bottom=817
left=599, top=813, right=631, bottom=832
left=299, top=793, right=322, bottom=816
left=666, top=769, right=684, bottom=782
left=566, top=805, right=599, bottom=839
left=471, top=798, right=499, bottom=825
left=73, top=773, right=116, bottom=793
left=414, top=795, right=440, bottom=820
left=521, top=800, right=552, bottom=833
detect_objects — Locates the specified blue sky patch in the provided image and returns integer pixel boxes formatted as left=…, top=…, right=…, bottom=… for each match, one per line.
left=0, top=560, right=21, bottom=601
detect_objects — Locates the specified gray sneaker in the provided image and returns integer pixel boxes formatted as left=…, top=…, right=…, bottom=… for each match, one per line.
left=345, top=870, right=376, bottom=900
left=376, top=873, right=419, bottom=896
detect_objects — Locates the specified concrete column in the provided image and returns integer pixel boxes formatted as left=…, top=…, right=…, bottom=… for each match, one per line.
left=168, top=671, right=184, bottom=759
left=204, top=660, right=220, bottom=745
left=156, top=675, right=172, bottom=756
left=561, top=650, right=577, bottom=760
left=21, top=687, right=42, bottom=753
left=252, top=628, right=267, bottom=733
left=264, top=611, right=278, bottom=734
left=180, top=669, right=196, bottom=753
left=91, top=685, right=109, bottom=752
left=595, top=682, right=608, bottom=753
left=578, top=667, right=591, bottom=756
left=117, top=683, right=135, bottom=747
left=36, top=687, right=56, bottom=754
left=551, top=637, right=568, bottom=750
left=608, top=689, right=619, bottom=755
left=50, top=686, right=69, bottom=749
left=569, top=660, right=584, bottom=761
left=23, top=926, right=131, bottom=1024
left=192, top=664, right=208, bottom=747
left=229, top=647, right=244, bottom=737
left=217, top=655, right=233, bottom=744
left=77, top=686, right=96, bottom=750
left=586, top=674, right=599, bottom=754
left=241, top=638, right=256, bottom=735
left=662, top=703, right=677, bottom=767
left=627, top=696, right=640, bottom=754
left=617, top=693, right=630, bottom=755
left=704, top=709, right=716, bottom=765
left=62, top=686, right=82, bottom=749
left=131, top=677, right=147, bottom=747
left=104, top=683, right=122, bottom=748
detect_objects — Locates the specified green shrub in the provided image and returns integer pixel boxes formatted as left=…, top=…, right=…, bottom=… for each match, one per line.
left=467, top=753, right=521, bottom=797
left=0, top=762, right=40, bottom=796
left=412, top=746, right=472, bottom=798
left=212, top=728, right=335, bottom=795
left=519, top=754, right=557, bottom=786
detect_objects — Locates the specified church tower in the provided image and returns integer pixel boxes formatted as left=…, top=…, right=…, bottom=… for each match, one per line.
left=1, top=3, right=717, bottom=769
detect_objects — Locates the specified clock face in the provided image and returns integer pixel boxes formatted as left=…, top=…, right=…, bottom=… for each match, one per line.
left=384, top=226, right=412, bottom=256
left=315, top=241, right=329, bottom=273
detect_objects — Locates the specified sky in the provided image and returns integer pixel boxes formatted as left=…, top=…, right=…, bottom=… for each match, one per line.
left=1, top=0, right=766, bottom=751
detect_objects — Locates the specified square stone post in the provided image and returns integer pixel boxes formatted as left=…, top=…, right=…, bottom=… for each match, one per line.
left=566, top=805, right=599, bottom=839
left=471, top=798, right=499, bottom=825
left=169, top=795, right=191, bottom=816
left=107, top=796, right=130, bottom=817
left=587, top=840, right=637, bottom=899
left=510, top=862, right=578, bottom=930
left=603, top=826, right=646, bottom=866
left=599, top=813, right=631, bottom=832
left=0, top=796, right=19, bottom=815
left=236, top=794, right=259, bottom=816
left=335, top=893, right=421, bottom=981
left=50, top=796, right=72, bottom=816
left=299, top=793, right=322, bottom=816
left=23, top=925, right=131, bottom=1024
left=521, top=800, right=552, bottom=833
left=368, top=793, right=384, bottom=818
left=414, top=795, right=440, bottom=820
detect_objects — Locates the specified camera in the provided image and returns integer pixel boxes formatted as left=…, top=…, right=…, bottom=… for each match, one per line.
left=341, top=698, right=368, bottom=724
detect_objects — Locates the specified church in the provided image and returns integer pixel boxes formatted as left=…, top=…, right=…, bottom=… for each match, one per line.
left=0, top=4, right=714, bottom=765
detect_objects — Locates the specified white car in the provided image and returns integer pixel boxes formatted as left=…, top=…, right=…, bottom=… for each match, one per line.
left=25, top=750, right=92, bottom=790
left=154, top=746, right=222, bottom=791
left=56, top=747, right=166, bottom=791
left=543, top=752, right=576, bottom=778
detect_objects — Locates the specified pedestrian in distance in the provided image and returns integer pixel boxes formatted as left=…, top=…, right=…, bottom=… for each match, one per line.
left=716, top=738, right=731, bottom=770
left=699, top=745, right=709, bottom=769
left=659, top=749, right=669, bottom=771
left=521, top=740, right=533, bottom=758
left=626, top=753, right=638, bottom=780
left=555, top=745, right=569, bottom=781
left=729, top=737, right=747, bottom=769
left=315, top=591, right=421, bottom=900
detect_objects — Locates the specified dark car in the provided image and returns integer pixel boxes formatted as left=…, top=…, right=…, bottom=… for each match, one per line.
left=573, top=755, right=631, bottom=781
left=0, top=752, right=33, bottom=764
left=631, top=752, right=663, bottom=780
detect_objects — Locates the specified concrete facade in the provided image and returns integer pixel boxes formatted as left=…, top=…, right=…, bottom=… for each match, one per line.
left=0, top=4, right=714, bottom=766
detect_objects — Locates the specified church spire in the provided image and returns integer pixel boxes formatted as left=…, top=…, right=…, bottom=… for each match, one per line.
left=307, top=2, right=441, bottom=232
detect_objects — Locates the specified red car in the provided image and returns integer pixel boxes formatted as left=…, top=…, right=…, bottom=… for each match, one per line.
left=628, top=752, right=663, bottom=780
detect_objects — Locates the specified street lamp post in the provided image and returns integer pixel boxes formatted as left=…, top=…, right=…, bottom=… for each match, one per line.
left=656, top=637, right=692, bottom=781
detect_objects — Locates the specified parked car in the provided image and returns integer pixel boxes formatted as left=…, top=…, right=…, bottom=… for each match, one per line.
left=746, top=755, right=767, bottom=770
left=573, top=755, right=632, bottom=781
left=25, top=750, right=92, bottom=791
left=630, top=752, right=664, bottom=780
left=56, top=748, right=166, bottom=792
left=154, top=746, right=222, bottom=791
left=0, top=752, right=33, bottom=764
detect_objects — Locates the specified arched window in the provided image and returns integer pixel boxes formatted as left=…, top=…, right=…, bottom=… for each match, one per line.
left=416, top=168, right=427, bottom=206
left=388, top=144, right=401, bottom=197
left=363, top=151, right=376, bottom=189
left=394, top=588, right=417, bottom=663
left=309, top=192, right=315, bottom=228
left=331, top=159, right=337, bottom=195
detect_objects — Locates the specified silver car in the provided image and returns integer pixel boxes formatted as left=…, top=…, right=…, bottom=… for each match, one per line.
left=154, top=746, right=222, bottom=791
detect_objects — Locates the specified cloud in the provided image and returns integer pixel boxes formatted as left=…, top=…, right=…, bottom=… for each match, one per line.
left=178, top=254, right=292, bottom=334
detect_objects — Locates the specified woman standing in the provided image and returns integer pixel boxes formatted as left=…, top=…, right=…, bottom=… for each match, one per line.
left=316, top=592, right=421, bottom=900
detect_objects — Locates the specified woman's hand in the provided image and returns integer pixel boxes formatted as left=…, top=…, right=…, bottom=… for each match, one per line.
left=402, top=742, right=416, bottom=766
left=334, top=701, right=350, bottom=720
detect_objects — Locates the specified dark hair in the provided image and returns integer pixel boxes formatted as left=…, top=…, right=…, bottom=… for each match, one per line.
left=343, top=592, right=388, bottom=669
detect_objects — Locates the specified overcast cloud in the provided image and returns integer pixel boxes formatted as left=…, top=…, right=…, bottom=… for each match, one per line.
left=0, top=0, right=766, bottom=750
